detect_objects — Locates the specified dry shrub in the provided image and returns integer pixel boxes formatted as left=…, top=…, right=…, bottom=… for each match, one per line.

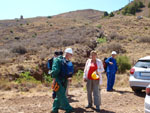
left=101, top=73, right=129, bottom=88
left=28, top=47, right=38, bottom=55
left=11, top=45, right=27, bottom=54
left=0, top=78, right=12, bottom=91
left=62, top=39, right=75, bottom=46
left=115, top=74, right=129, bottom=87
left=137, top=36, right=150, bottom=43
left=17, top=65, right=25, bottom=71
left=108, top=33, right=126, bottom=41
left=100, top=42, right=126, bottom=54
left=0, top=49, right=11, bottom=64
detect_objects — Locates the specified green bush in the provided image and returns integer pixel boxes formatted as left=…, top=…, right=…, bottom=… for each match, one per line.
left=116, top=56, right=131, bottom=73
left=43, top=73, right=53, bottom=83
left=138, top=1, right=144, bottom=8
left=97, top=25, right=102, bottom=29
left=16, top=72, right=40, bottom=84
left=148, top=2, right=150, bottom=8
left=117, top=11, right=120, bottom=15
left=97, top=37, right=107, bottom=43
left=104, top=11, right=109, bottom=17
left=32, top=33, right=37, bottom=38
left=10, top=30, right=13, bottom=33
left=109, top=12, right=115, bottom=17
left=122, top=1, right=144, bottom=15
left=47, top=16, right=52, bottom=19
left=73, top=70, right=84, bottom=81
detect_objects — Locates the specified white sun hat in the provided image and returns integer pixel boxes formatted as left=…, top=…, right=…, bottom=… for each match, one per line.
left=111, top=51, right=117, bottom=55
left=65, top=48, right=73, bottom=54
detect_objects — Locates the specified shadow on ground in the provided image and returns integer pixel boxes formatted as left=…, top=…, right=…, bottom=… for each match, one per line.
left=113, top=89, right=146, bottom=98
left=113, top=89, right=133, bottom=94
left=134, top=91, right=146, bottom=98
left=68, top=94, right=79, bottom=103
left=74, top=107, right=115, bottom=113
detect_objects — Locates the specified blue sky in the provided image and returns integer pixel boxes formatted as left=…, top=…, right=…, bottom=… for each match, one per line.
left=1, top=0, right=133, bottom=20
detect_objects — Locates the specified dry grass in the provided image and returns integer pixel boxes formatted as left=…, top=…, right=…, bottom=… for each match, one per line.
left=101, top=73, right=130, bottom=88
left=137, top=36, right=150, bottom=43
left=98, top=42, right=126, bottom=54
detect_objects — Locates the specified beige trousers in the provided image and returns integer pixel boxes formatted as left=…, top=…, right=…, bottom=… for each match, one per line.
left=86, top=79, right=101, bottom=106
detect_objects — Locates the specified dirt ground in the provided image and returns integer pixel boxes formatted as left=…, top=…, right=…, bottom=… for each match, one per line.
left=0, top=83, right=145, bottom=113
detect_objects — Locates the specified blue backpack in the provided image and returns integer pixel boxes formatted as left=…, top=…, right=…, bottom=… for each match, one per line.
left=60, top=58, right=74, bottom=78
left=47, top=58, right=54, bottom=70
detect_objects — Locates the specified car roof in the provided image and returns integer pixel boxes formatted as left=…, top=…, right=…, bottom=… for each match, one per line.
left=139, top=56, right=150, bottom=61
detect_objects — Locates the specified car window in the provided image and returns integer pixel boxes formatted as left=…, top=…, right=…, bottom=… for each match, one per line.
left=135, top=60, right=150, bottom=68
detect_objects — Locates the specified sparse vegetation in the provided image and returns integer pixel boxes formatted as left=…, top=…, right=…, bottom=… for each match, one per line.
left=148, top=2, right=150, bottom=8
left=104, top=11, right=109, bottom=17
left=138, top=36, right=150, bottom=43
left=16, top=71, right=40, bottom=84
left=103, top=12, right=114, bottom=17
left=99, top=42, right=126, bottom=54
left=108, top=33, right=125, bottom=41
left=32, top=33, right=37, bottom=38
left=97, top=25, right=102, bottom=29
left=122, top=1, right=145, bottom=15
left=11, top=45, right=27, bottom=55
left=43, top=73, right=53, bottom=83
left=116, top=56, right=131, bottom=73
left=109, top=12, right=115, bottom=17
left=73, top=70, right=84, bottom=82
left=10, top=30, right=13, bottom=33
left=47, top=16, right=52, bottom=19
left=97, top=37, right=107, bottom=44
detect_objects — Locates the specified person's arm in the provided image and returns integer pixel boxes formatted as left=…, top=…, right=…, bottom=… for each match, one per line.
left=105, top=57, right=113, bottom=65
left=51, top=58, right=61, bottom=78
left=83, top=59, right=89, bottom=81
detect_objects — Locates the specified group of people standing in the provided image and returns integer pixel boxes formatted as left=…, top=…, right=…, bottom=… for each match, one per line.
left=48, top=48, right=118, bottom=113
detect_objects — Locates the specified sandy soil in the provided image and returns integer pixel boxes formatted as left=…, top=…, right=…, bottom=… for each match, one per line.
left=0, top=84, right=145, bottom=113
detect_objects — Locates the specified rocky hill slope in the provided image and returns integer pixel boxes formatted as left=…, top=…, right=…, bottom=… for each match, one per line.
left=0, top=8, right=150, bottom=80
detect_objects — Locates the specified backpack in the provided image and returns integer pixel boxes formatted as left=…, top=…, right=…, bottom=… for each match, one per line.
left=60, top=58, right=74, bottom=78
left=103, top=57, right=107, bottom=72
left=103, top=57, right=113, bottom=72
left=47, top=57, right=54, bottom=70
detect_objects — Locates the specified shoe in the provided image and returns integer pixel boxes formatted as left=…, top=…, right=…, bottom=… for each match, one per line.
left=107, top=89, right=114, bottom=92
left=50, top=111, right=58, bottom=113
left=96, top=106, right=100, bottom=112
left=107, top=90, right=113, bottom=92
left=85, top=104, right=92, bottom=108
left=96, top=109, right=100, bottom=112
left=65, top=108, right=75, bottom=113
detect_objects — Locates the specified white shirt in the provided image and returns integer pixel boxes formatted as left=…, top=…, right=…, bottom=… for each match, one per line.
left=83, top=58, right=104, bottom=85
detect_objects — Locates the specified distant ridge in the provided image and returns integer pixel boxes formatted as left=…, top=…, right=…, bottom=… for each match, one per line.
left=54, top=9, right=104, bottom=21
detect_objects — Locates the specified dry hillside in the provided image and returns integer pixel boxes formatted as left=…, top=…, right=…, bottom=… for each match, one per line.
left=0, top=7, right=150, bottom=81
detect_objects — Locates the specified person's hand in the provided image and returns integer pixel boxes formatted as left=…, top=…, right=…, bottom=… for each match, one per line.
left=68, top=78, right=72, bottom=82
left=84, top=78, right=87, bottom=82
left=52, top=78, right=56, bottom=84
left=109, top=62, right=113, bottom=65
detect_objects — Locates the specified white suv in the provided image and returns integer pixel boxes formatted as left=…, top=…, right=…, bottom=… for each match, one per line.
left=145, top=84, right=150, bottom=113
left=129, top=56, right=150, bottom=93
